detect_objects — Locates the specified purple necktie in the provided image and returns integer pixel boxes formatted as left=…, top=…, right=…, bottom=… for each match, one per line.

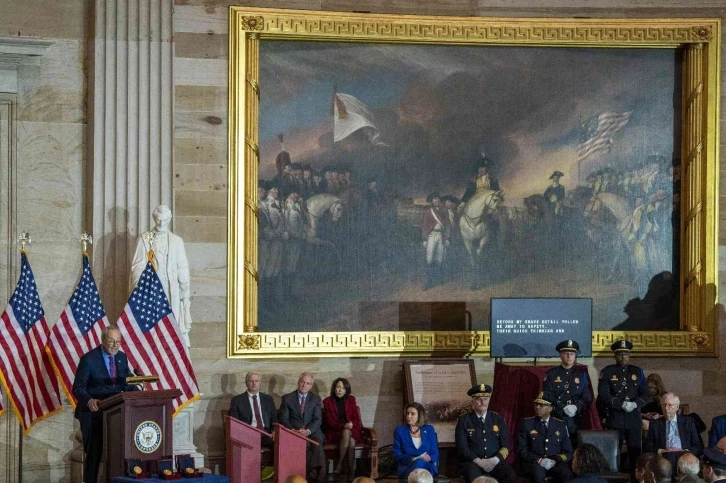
left=253, top=395, right=264, bottom=430
left=108, top=355, right=116, bottom=385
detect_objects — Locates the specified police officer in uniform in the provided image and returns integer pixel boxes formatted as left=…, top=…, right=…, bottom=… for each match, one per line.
left=517, top=392, right=573, bottom=483
left=597, top=339, right=650, bottom=473
left=455, top=384, right=515, bottom=483
left=542, top=339, right=592, bottom=442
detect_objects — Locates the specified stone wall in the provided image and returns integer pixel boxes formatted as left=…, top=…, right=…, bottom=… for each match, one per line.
left=0, top=0, right=723, bottom=481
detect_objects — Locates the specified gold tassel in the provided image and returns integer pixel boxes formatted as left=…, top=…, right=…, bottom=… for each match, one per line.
left=147, top=250, right=157, bottom=271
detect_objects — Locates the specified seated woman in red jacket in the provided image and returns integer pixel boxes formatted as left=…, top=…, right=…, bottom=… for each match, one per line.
left=323, top=378, right=363, bottom=482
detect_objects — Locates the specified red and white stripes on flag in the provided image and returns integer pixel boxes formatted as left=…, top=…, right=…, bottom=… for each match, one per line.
left=46, top=254, right=109, bottom=407
left=116, top=259, right=199, bottom=414
left=578, top=111, right=632, bottom=162
left=0, top=252, right=62, bottom=432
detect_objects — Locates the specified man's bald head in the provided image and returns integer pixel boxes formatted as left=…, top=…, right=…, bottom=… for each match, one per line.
left=283, top=475, right=307, bottom=483
left=352, top=478, right=375, bottom=483
left=648, top=456, right=674, bottom=483
left=678, top=453, right=700, bottom=476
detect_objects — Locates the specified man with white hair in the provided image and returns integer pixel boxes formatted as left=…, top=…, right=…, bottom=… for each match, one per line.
left=408, top=468, right=434, bottom=483
left=130, top=205, right=192, bottom=346
left=644, top=392, right=704, bottom=468
left=678, top=453, right=701, bottom=481
left=472, top=477, right=499, bottom=483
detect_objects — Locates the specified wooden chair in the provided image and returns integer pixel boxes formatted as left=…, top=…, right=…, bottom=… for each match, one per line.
left=322, top=405, right=379, bottom=479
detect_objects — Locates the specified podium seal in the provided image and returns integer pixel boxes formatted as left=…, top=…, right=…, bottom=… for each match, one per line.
left=134, top=421, right=163, bottom=453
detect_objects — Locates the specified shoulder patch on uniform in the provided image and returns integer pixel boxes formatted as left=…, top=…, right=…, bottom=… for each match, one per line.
left=552, top=417, right=563, bottom=422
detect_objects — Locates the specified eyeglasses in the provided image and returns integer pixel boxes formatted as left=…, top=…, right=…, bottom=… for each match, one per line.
left=662, top=403, right=679, bottom=408
left=104, top=338, right=122, bottom=346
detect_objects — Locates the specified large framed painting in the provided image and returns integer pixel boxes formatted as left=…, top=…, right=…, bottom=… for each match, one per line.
left=227, top=9, right=720, bottom=358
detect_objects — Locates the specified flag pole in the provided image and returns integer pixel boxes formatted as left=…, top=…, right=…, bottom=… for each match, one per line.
left=15, top=232, right=29, bottom=483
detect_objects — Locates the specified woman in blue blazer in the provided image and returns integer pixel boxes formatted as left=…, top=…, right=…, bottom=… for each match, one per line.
left=393, top=402, right=439, bottom=480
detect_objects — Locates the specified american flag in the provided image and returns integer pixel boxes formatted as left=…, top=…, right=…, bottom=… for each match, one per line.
left=578, top=111, right=632, bottom=161
left=116, top=259, right=199, bottom=414
left=0, top=252, right=63, bottom=432
left=46, top=254, right=108, bottom=407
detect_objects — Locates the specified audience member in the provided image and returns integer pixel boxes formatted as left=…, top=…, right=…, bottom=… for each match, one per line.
left=472, top=477, right=499, bottom=483
left=645, top=456, right=674, bottom=483
left=455, top=384, right=515, bottom=483
left=393, top=402, right=439, bottom=480
left=351, top=478, right=375, bottom=483
left=709, top=416, right=726, bottom=448
left=681, top=476, right=707, bottom=483
left=407, top=468, right=434, bottom=483
left=517, top=392, right=573, bottom=483
left=702, top=447, right=726, bottom=483
left=678, top=453, right=701, bottom=480
left=283, top=475, right=307, bottom=483
left=635, top=453, right=659, bottom=483
left=642, top=374, right=667, bottom=432
left=644, top=392, right=703, bottom=469
left=229, top=372, right=277, bottom=448
left=279, top=372, right=326, bottom=483
left=323, top=377, right=362, bottom=482
left=570, top=443, right=609, bottom=483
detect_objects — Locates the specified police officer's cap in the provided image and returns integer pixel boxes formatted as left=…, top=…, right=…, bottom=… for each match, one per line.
left=550, top=171, right=564, bottom=179
left=468, top=384, right=492, bottom=398
left=703, top=447, right=726, bottom=470
left=556, top=339, right=580, bottom=353
left=611, top=339, right=633, bottom=353
left=426, top=192, right=441, bottom=203
left=533, top=391, right=554, bottom=406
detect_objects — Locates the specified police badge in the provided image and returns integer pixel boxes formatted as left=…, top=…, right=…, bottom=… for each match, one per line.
left=493, top=425, right=499, bottom=432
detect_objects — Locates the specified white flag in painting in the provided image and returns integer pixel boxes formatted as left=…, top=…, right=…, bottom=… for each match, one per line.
left=333, top=92, right=386, bottom=146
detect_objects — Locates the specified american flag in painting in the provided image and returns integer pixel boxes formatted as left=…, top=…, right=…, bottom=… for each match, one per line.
left=0, top=252, right=62, bottom=432
left=116, top=260, right=199, bottom=414
left=578, top=111, right=632, bottom=162
left=47, top=254, right=108, bottom=407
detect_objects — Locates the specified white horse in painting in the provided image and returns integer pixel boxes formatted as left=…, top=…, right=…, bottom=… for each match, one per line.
left=459, top=189, right=504, bottom=269
left=305, top=194, right=345, bottom=245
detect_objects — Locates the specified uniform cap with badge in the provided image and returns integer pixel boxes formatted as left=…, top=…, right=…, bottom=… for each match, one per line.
left=611, top=339, right=633, bottom=353
left=468, top=384, right=492, bottom=397
left=556, top=339, right=580, bottom=353
left=702, top=447, right=726, bottom=470
left=533, top=391, right=554, bottom=406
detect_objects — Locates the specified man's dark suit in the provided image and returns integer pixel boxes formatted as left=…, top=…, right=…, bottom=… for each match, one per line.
left=229, top=391, right=277, bottom=447
left=72, top=346, right=138, bottom=483
left=709, top=415, right=726, bottom=448
left=644, top=416, right=704, bottom=467
left=279, top=390, right=326, bottom=482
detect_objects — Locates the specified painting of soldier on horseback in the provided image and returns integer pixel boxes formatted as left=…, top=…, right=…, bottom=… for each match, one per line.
left=255, top=40, right=680, bottom=333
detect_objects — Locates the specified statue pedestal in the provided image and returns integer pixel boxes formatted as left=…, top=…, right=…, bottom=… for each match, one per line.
left=173, top=403, right=204, bottom=468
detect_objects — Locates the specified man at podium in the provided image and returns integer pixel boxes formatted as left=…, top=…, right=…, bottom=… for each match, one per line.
left=72, top=325, right=139, bottom=483
left=279, top=372, right=326, bottom=483
left=229, top=372, right=277, bottom=448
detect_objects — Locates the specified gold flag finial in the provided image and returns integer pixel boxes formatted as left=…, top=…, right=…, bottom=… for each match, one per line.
left=18, top=232, right=31, bottom=253
left=80, top=232, right=92, bottom=255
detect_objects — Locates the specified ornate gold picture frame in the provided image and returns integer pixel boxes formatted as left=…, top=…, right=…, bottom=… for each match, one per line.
left=228, top=8, right=720, bottom=358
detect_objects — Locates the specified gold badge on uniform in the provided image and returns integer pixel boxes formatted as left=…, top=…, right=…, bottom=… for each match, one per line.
left=554, top=377, right=562, bottom=383
left=555, top=431, right=560, bottom=437
left=610, top=375, right=618, bottom=381
left=530, top=429, right=538, bottom=435
left=631, top=374, right=637, bottom=380
left=574, top=378, right=580, bottom=384
left=468, top=429, right=475, bottom=436
left=493, top=425, right=499, bottom=432
left=133, top=467, right=143, bottom=475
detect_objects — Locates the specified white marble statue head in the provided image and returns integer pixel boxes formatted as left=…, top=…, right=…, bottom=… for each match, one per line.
left=152, top=205, right=172, bottom=232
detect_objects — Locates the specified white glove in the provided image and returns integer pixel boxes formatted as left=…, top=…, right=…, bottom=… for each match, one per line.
left=482, top=457, right=498, bottom=472
left=622, top=401, right=637, bottom=412
left=564, top=404, right=577, bottom=417
left=539, top=458, right=556, bottom=470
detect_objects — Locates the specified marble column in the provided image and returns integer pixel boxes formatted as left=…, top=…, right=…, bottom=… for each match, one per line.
left=90, top=0, right=174, bottom=320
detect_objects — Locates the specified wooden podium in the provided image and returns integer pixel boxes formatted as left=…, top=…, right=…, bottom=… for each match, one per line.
left=225, top=415, right=272, bottom=483
left=273, top=423, right=319, bottom=483
left=98, top=389, right=181, bottom=483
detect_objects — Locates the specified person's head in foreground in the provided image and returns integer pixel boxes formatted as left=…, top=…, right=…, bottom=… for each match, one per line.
left=283, top=475, right=307, bottom=483
left=572, top=443, right=609, bottom=475
left=635, top=453, right=658, bottom=483
left=408, top=468, right=433, bottom=483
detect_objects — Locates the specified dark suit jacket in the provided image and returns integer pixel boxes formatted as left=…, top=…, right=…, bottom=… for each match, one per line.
left=571, top=474, right=608, bottom=483
left=278, top=390, right=324, bottom=443
left=229, top=391, right=277, bottom=432
left=72, top=346, right=137, bottom=419
left=709, top=415, right=726, bottom=448
left=644, top=416, right=704, bottom=457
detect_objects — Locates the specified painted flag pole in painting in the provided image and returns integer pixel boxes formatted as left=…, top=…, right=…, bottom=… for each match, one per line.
left=578, top=111, right=633, bottom=162
left=332, top=89, right=387, bottom=146
left=0, top=251, right=63, bottom=433
left=116, top=254, right=200, bottom=414
left=46, top=252, right=108, bottom=407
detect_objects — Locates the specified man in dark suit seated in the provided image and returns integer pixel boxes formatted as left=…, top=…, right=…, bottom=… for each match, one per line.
left=644, top=392, right=703, bottom=469
left=229, top=371, right=278, bottom=449
left=279, top=372, right=326, bottom=483
left=455, top=384, right=515, bottom=483
left=517, top=392, right=574, bottom=483
left=709, top=415, right=726, bottom=448
left=72, top=325, right=139, bottom=483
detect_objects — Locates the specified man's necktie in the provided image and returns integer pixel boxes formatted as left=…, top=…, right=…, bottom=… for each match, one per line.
left=668, top=420, right=677, bottom=447
left=480, top=416, right=485, bottom=426
left=252, top=395, right=264, bottom=430
left=300, top=396, right=306, bottom=415
left=108, top=355, right=116, bottom=385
